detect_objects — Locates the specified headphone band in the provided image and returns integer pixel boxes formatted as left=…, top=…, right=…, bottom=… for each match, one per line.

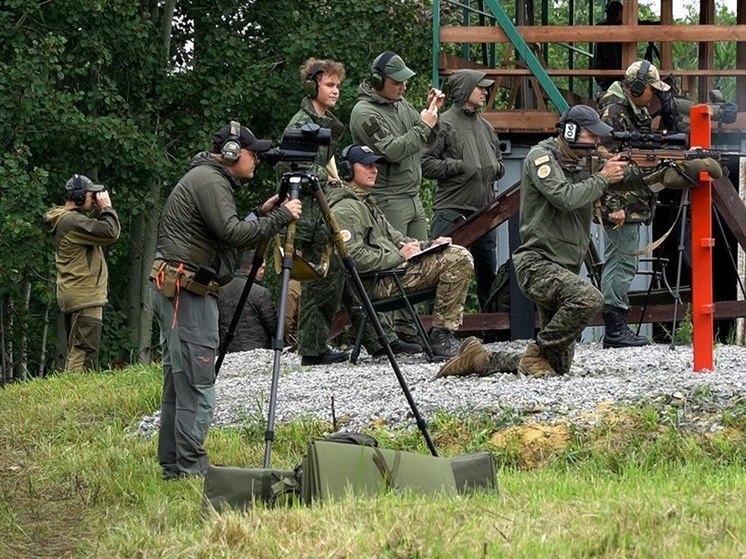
left=306, top=64, right=323, bottom=83
left=373, top=51, right=397, bottom=77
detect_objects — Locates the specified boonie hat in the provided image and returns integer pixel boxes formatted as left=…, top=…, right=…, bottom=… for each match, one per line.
left=624, top=60, right=671, bottom=92
left=560, top=105, right=613, bottom=137
left=372, top=52, right=416, bottom=82
left=65, top=174, right=105, bottom=192
left=212, top=124, right=272, bottom=154
left=341, top=145, right=386, bottom=166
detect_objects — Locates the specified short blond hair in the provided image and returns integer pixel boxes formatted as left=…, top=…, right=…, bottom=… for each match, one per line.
left=299, top=58, right=346, bottom=85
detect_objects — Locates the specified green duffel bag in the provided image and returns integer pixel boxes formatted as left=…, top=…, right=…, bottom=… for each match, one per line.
left=447, top=451, right=498, bottom=495
left=202, top=465, right=300, bottom=514
left=303, top=440, right=459, bottom=503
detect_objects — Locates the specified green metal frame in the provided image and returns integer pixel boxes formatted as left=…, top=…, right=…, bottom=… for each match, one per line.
left=432, top=0, right=570, bottom=112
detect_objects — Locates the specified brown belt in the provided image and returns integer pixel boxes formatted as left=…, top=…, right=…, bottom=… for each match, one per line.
left=150, top=259, right=221, bottom=298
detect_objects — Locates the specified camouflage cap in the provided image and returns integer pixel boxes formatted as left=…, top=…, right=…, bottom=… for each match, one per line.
left=625, top=61, right=671, bottom=92
left=65, top=174, right=104, bottom=192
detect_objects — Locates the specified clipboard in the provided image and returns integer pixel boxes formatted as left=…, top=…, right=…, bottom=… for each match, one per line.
left=406, top=241, right=450, bottom=262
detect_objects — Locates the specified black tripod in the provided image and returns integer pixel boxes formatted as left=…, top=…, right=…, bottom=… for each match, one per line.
left=216, top=170, right=438, bottom=468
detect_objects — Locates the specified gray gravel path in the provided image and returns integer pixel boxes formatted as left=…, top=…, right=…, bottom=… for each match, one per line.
left=137, top=341, right=746, bottom=436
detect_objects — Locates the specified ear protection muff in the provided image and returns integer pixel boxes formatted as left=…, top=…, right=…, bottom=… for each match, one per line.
left=560, top=119, right=580, bottom=144
left=70, top=175, right=87, bottom=206
left=370, top=51, right=397, bottom=90
left=221, top=121, right=242, bottom=165
left=629, top=60, right=651, bottom=97
left=303, top=64, right=323, bottom=99
left=337, top=145, right=354, bottom=182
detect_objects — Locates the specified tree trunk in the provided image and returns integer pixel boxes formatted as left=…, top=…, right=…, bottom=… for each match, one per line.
left=14, top=279, right=30, bottom=381
left=37, top=298, right=52, bottom=377
left=1, top=299, right=7, bottom=384
left=127, top=214, right=145, bottom=354
left=137, top=180, right=161, bottom=363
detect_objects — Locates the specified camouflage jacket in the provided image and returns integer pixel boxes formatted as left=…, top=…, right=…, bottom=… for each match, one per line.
left=276, top=97, right=345, bottom=261
left=596, top=82, right=656, bottom=224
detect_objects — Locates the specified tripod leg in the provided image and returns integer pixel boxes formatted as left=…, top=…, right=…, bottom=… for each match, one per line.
left=264, top=180, right=302, bottom=468
left=215, top=242, right=268, bottom=376
left=308, top=178, right=438, bottom=457
left=669, top=188, right=691, bottom=350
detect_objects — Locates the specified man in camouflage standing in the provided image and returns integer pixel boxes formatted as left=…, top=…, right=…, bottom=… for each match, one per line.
left=328, top=145, right=473, bottom=358
left=595, top=60, right=669, bottom=348
left=274, top=58, right=419, bottom=365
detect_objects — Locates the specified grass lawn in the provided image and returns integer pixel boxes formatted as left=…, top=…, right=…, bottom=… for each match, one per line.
left=1, top=366, right=745, bottom=558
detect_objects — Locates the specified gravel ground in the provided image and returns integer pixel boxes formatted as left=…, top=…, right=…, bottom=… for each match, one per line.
left=137, top=341, right=746, bottom=437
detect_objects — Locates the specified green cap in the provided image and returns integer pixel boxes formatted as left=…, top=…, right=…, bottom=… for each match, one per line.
left=372, top=52, right=415, bottom=82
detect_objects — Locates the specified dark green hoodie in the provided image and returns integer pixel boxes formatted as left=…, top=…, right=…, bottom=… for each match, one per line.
left=422, top=69, right=505, bottom=213
left=154, top=152, right=294, bottom=285
left=349, top=81, right=437, bottom=199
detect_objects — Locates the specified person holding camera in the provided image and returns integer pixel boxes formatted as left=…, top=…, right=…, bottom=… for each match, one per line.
left=350, top=51, right=444, bottom=343
left=328, top=145, right=474, bottom=358
left=45, top=174, right=120, bottom=372
left=150, top=122, right=301, bottom=480
left=422, top=69, right=506, bottom=309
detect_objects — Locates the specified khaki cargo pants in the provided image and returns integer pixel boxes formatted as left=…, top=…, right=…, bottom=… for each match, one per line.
left=64, top=306, right=103, bottom=372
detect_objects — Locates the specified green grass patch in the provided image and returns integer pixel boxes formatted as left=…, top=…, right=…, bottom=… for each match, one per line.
left=1, top=366, right=745, bottom=558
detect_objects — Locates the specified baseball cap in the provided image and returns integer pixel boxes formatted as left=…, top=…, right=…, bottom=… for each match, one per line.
left=625, top=60, right=671, bottom=92
left=560, top=105, right=613, bottom=137
left=341, top=145, right=386, bottom=166
left=477, top=77, right=494, bottom=88
left=212, top=124, right=272, bottom=154
left=65, top=174, right=105, bottom=192
left=372, top=52, right=416, bottom=82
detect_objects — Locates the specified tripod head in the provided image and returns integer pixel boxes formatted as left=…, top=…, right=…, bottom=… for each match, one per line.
left=277, top=169, right=321, bottom=203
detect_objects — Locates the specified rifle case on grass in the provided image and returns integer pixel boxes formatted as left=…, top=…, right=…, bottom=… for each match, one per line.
left=302, top=440, right=497, bottom=503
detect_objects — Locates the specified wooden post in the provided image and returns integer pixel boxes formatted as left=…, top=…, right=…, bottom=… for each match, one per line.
left=689, top=104, right=715, bottom=371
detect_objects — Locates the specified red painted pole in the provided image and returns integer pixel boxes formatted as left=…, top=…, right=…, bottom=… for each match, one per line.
left=689, top=104, right=714, bottom=372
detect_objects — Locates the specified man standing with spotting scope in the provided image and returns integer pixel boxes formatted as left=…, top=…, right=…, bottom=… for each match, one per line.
left=150, top=122, right=301, bottom=480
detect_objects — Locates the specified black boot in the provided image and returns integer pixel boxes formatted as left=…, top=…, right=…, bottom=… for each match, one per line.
left=428, top=328, right=460, bottom=358
left=602, top=306, right=649, bottom=349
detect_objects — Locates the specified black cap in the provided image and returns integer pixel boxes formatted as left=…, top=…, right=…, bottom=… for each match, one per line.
left=212, top=124, right=272, bottom=154
left=65, top=174, right=105, bottom=192
left=559, top=105, right=613, bottom=137
left=341, top=145, right=386, bottom=166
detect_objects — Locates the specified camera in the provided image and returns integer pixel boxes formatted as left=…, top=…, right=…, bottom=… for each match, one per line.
left=259, top=123, right=332, bottom=167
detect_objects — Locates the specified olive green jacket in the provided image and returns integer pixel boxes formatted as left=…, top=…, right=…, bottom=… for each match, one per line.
left=154, top=153, right=294, bottom=285
left=422, top=69, right=505, bottom=213
left=513, top=137, right=611, bottom=274
left=326, top=183, right=419, bottom=273
left=44, top=205, right=121, bottom=313
left=349, top=81, right=438, bottom=200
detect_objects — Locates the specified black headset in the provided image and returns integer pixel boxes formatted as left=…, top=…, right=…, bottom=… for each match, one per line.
left=370, top=51, right=397, bottom=90
left=69, top=175, right=87, bottom=206
left=221, top=121, right=242, bottom=165
left=337, top=145, right=354, bottom=182
left=629, top=60, right=651, bottom=98
left=303, top=64, right=324, bottom=100
left=560, top=117, right=580, bottom=144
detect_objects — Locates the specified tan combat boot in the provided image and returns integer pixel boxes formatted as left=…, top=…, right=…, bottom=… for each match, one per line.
left=435, top=337, right=488, bottom=378
left=517, top=342, right=558, bottom=378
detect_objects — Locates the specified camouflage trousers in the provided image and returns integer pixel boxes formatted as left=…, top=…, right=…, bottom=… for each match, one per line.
left=513, top=251, right=603, bottom=375
left=374, top=245, right=474, bottom=331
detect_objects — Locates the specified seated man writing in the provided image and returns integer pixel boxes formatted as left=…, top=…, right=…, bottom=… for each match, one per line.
left=327, top=144, right=474, bottom=358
